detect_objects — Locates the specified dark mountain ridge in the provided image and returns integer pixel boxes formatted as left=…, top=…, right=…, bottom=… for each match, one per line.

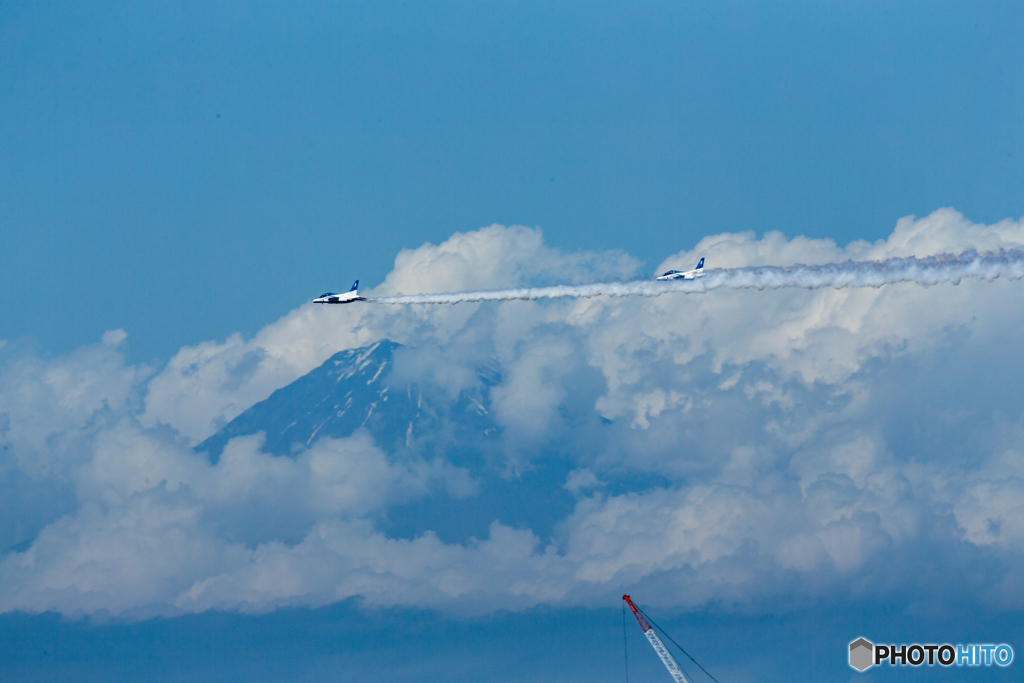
left=196, top=340, right=500, bottom=463
left=194, top=340, right=579, bottom=543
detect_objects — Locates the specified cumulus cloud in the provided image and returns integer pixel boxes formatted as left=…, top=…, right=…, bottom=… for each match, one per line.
left=370, top=248, right=1024, bottom=305
left=141, top=225, right=639, bottom=444
left=4, top=209, right=1024, bottom=617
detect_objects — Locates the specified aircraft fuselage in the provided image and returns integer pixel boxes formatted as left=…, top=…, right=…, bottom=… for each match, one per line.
left=314, top=280, right=367, bottom=304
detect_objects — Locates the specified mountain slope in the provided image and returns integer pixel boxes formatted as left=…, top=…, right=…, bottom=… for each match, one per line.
left=196, top=340, right=500, bottom=462
left=194, top=340, right=577, bottom=544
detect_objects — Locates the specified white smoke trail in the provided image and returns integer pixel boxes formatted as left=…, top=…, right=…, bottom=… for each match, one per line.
left=369, top=249, right=1024, bottom=305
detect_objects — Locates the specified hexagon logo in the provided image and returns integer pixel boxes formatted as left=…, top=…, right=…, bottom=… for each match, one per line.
left=850, top=638, right=874, bottom=672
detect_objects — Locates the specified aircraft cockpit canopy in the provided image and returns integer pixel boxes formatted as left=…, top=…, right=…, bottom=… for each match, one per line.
left=319, top=293, right=336, bottom=298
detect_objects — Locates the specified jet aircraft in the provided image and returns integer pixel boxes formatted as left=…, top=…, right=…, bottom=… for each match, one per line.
left=313, top=280, right=367, bottom=304
left=656, top=257, right=705, bottom=281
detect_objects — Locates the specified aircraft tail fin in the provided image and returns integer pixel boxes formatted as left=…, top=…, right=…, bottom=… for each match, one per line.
left=696, top=257, right=704, bottom=270
left=350, top=280, right=359, bottom=292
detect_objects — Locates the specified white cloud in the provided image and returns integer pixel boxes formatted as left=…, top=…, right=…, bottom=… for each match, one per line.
left=0, top=419, right=479, bottom=615
left=141, top=225, right=639, bottom=444
left=4, top=209, right=1024, bottom=617
left=564, top=468, right=601, bottom=493
left=101, top=329, right=128, bottom=347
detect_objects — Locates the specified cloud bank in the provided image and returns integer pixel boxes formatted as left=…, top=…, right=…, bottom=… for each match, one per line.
left=4, top=209, right=1024, bottom=618
left=370, top=248, right=1024, bottom=305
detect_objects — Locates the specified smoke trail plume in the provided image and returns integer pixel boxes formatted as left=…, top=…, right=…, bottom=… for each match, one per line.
left=369, top=249, right=1024, bottom=305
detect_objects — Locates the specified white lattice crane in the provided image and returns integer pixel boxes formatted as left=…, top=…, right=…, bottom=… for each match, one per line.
left=623, top=595, right=692, bottom=683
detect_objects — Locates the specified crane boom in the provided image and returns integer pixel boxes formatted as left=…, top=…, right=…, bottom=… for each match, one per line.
left=623, top=595, right=692, bottom=683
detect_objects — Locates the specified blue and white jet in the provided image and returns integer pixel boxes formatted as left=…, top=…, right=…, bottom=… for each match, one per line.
left=313, top=280, right=367, bottom=304
left=656, top=257, right=705, bottom=281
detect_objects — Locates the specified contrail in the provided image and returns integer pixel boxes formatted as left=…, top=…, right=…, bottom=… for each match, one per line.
left=368, top=249, right=1024, bottom=305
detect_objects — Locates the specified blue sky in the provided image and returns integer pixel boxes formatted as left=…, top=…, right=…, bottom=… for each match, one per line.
left=3, top=2, right=1024, bottom=682
left=2, top=0, right=1022, bottom=363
